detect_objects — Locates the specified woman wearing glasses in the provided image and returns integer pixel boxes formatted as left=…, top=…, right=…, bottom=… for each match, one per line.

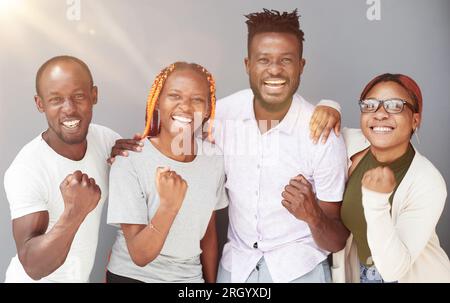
left=311, top=73, right=450, bottom=282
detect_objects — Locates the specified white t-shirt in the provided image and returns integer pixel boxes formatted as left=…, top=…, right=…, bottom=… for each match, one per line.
left=3, top=124, right=120, bottom=283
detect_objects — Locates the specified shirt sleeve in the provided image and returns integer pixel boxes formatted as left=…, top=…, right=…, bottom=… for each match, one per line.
left=362, top=166, right=448, bottom=282
left=317, top=99, right=342, bottom=115
left=214, top=171, right=229, bottom=210
left=4, top=164, right=48, bottom=220
left=312, top=132, right=348, bottom=202
left=107, top=155, right=148, bottom=227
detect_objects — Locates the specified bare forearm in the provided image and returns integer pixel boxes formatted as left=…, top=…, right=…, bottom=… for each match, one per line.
left=200, top=236, right=219, bottom=283
left=127, top=204, right=177, bottom=267
left=18, top=211, right=83, bottom=280
left=309, top=211, right=349, bottom=252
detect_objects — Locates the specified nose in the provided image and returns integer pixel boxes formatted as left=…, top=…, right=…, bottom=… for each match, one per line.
left=267, top=61, right=283, bottom=76
left=61, top=97, right=77, bottom=115
left=176, top=97, right=193, bottom=112
left=373, top=105, right=390, bottom=120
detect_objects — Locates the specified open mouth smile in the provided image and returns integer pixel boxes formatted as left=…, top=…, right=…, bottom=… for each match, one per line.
left=61, top=120, right=81, bottom=129
left=370, top=126, right=395, bottom=134
left=171, top=115, right=193, bottom=125
left=263, top=79, right=287, bottom=89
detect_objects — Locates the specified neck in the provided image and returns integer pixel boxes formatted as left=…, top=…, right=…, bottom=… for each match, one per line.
left=370, top=141, right=410, bottom=164
left=253, top=97, right=292, bottom=133
left=42, top=130, right=87, bottom=161
left=152, top=128, right=197, bottom=163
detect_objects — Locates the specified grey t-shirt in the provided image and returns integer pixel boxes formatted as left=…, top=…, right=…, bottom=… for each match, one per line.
left=107, top=138, right=228, bottom=282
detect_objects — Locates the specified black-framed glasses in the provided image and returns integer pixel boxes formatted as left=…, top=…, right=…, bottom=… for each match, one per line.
left=359, top=98, right=418, bottom=114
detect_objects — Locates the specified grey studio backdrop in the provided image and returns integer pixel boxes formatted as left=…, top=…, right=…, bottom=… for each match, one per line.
left=0, top=0, right=449, bottom=282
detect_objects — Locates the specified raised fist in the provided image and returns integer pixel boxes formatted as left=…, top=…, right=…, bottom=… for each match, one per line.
left=155, top=167, right=188, bottom=214
left=362, top=166, right=396, bottom=194
left=60, top=170, right=102, bottom=220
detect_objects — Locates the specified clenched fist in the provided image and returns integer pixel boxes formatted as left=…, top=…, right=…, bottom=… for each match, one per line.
left=60, top=170, right=102, bottom=220
left=361, top=166, right=396, bottom=194
left=281, top=174, right=322, bottom=225
left=155, top=167, right=188, bottom=214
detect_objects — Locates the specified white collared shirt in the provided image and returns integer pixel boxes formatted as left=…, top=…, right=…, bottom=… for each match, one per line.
left=214, top=89, right=348, bottom=282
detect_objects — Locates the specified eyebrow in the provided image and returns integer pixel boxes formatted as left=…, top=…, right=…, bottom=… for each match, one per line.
left=254, top=53, right=297, bottom=59
left=191, top=94, right=207, bottom=98
left=256, top=51, right=296, bottom=55
left=166, top=89, right=182, bottom=93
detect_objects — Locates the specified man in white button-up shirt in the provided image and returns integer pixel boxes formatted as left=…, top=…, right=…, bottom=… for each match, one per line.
left=215, top=9, right=349, bottom=283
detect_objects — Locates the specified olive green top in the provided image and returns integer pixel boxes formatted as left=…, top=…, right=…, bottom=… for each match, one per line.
left=341, top=144, right=415, bottom=266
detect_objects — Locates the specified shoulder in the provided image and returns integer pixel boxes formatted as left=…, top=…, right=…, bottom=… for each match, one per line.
left=109, top=151, right=137, bottom=176
left=313, top=130, right=347, bottom=157
left=196, top=140, right=226, bottom=182
left=87, top=124, right=122, bottom=155
left=342, top=128, right=370, bottom=158
left=217, top=88, right=253, bottom=105
left=215, top=89, right=253, bottom=120
left=89, top=124, right=121, bottom=141
left=112, top=138, right=153, bottom=171
left=296, top=94, right=316, bottom=114
left=5, top=135, right=45, bottom=177
left=396, top=152, right=448, bottom=215
left=410, top=152, right=447, bottom=192
left=293, top=95, right=315, bottom=128
left=197, top=139, right=223, bottom=161
left=4, top=136, right=49, bottom=200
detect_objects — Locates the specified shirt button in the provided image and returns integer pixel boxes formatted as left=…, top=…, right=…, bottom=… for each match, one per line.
left=253, top=242, right=258, bottom=249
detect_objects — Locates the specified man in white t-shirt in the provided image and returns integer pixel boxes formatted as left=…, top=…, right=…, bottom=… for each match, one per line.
left=3, top=56, right=131, bottom=282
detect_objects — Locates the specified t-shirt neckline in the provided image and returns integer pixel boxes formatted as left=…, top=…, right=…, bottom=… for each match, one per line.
left=38, top=130, right=91, bottom=163
left=145, top=137, right=201, bottom=167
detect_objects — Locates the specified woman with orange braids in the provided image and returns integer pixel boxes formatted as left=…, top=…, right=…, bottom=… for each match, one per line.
left=105, top=62, right=228, bottom=283
left=310, top=73, right=450, bottom=282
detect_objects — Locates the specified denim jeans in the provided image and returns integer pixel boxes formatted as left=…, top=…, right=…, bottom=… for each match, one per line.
left=359, top=263, right=397, bottom=283
left=217, top=257, right=332, bottom=283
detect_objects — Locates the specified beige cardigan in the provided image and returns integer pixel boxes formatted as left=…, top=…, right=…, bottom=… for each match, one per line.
left=332, top=128, right=450, bottom=283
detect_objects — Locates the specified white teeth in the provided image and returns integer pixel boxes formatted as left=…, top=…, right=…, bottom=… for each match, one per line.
left=172, top=116, right=192, bottom=123
left=62, top=120, right=80, bottom=128
left=372, top=127, right=393, bottom=133
left=264, top=80, right=286, bottom=86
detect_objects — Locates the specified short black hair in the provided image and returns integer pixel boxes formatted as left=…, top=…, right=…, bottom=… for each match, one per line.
left=245, top=8, right=305, bottom=57
left=35, top=55, right=93, bottom=96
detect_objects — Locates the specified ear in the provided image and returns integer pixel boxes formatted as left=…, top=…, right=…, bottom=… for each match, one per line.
left=244, top=57, right=250, bottom=75
left=91, top=86, right=98, bottom=105
left=299, top=58, right=306, bottom=76
left=34, top=95, right=45, bottom=113
left=412, top=113, right=421, bottom=130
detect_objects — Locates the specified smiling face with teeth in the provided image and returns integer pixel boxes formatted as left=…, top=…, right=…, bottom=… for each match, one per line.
left=361, top=81, right=420, bottom=159
left=35, top=59, right=97, bottom=153
left=156, top=69, right=209, bottom=139
left=245, top=32, right=305, bottom=116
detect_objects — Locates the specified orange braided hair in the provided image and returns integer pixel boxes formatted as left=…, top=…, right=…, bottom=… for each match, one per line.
left=141, top=62, right=216, bottom=141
